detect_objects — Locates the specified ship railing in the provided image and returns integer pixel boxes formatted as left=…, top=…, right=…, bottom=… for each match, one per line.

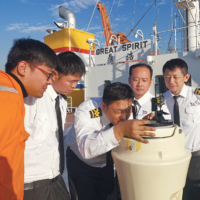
left=152, top=33, right=200, bottom=54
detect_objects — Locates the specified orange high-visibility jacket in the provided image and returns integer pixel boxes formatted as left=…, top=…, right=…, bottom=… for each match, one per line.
left=0, top=70, right=29, bottom=200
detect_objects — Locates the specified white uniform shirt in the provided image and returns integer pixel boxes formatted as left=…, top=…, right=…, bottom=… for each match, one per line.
left=129, top=91, right=171, bottom=120
left=24, top=85, right=67, bottom=183
left=162, top=84, right=200, bottom=152
left=129, top=91, right=154, bottom=120
left=65, top=97, right=119, bottom=168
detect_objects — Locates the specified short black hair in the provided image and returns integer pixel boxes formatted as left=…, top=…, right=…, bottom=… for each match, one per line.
left=5, top=38, right=57, bottom=73
left=103, top=82, right=134, bottom=106
left=129, top=63, right=153, bottom=79
left=57, top=51, right=86, bottom=76
left=162, top=58, right=188, bottom=75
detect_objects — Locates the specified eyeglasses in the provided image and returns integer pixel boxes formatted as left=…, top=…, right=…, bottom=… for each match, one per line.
left=26, top=61, right=55, bottom=80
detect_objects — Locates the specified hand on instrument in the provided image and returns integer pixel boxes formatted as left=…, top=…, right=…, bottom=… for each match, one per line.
left=113, top=119, right=156, bottom=143
left=142, top=112, right=154, bottom=120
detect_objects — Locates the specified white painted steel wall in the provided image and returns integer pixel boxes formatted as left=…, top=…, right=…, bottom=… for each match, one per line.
left=85, top=50, right=200, bottom=100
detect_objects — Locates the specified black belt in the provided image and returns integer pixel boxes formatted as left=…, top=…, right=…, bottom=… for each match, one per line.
left=24, top=175, right=59, bottom=190
left=192, top=150, right=200, bottom=157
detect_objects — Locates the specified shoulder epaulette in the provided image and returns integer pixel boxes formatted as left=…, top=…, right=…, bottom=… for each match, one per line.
left=157, top=94, right=163, bottom=99
left=61, top=94, right=68, bottom=101
left=89, top=107, right=102, bottom=118
left=156, top=94, right=164, bottom=107
left=194, top=88, right=200, bottom=95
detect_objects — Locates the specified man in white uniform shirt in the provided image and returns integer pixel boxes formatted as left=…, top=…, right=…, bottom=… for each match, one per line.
left=161, top=58, right=200, bottom=200
left=66, top=82, right=156, bottom=200
left=128, top=63, right=154, bottom=119
left=24, top=51, right=86, bottom=200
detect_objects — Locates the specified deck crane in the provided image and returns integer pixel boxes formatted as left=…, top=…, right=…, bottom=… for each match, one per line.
left=97, top=2, right=130, bottom=46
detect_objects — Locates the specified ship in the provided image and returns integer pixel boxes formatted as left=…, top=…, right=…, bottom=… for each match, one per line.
left=44, top=0, right=200, bottom=112
left=44, top=1, right=200, bottom=199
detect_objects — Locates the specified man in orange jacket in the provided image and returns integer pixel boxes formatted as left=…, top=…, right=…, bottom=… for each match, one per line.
left=0, top=38, right=57, bottom=200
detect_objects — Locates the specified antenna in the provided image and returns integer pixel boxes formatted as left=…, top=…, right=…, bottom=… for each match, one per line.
left=155, top=0, right=157, bottom=24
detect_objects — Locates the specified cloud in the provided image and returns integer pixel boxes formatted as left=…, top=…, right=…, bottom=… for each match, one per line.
left=94, top=31, right=103, bottom=38
left=113, top=0, right=125, bottom=7
left=50, top=4, right=61, bottom=18
left=158, top=0, right=168, bottom=5
left=6, top=23, right=54, bottom=33
left=20, top=0, right=28, bottom=3
left=144, top=3, right=150, bottom=7
left=88, top=25, right=101, bottom=31
left=50, top=0, right=97, bottom=18
left=143, top=0, right=168, bottom=7
left=81, top=25, right=101, bottom=32
left=114, top=16, right=128, bottom=22
left=101, top=42, right=106, bottom=47
left=118, top=0, right=125, bottom=7
left=111, top=23, right=118, bottom=27
left=6, top=23, right=29, bottom=31
left=122, top=17, right=128, bottom=21
left=21, top=26, right=54, bottom=33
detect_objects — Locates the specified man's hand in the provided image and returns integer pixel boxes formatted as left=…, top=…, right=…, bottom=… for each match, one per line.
left=142, top=112, right=154, bottom=120
left=113, top=119, right=156, bottom=143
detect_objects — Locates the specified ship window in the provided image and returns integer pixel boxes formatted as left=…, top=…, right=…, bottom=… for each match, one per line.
left=155, top=75, right=168, bottom=95
left=104, top=80, right=111, bottom=88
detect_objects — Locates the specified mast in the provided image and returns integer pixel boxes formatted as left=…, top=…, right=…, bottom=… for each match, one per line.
left=187, top=0, right=199, bottom=51
left=153, top=0, right=158, bottom=55
left=176, top=0, right=200, bottom=51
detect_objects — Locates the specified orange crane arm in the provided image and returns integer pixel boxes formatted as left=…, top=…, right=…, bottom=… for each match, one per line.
left=97, top=2, right=112, bottom=46
left=97, top=2, right=130, bottom=46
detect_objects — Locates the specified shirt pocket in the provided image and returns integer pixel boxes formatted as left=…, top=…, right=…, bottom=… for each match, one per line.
left=185, top=106, right=200, bottom=124
left=26, top=113, right=50, bottom=145
left=37, top=113, right=50, bottom=133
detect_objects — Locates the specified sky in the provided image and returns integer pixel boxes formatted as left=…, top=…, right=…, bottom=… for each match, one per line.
left=0, top=0, right=180, bottom=71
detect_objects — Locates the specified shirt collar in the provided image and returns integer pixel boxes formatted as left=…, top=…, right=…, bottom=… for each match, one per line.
left=101, top=107, right=111, bottom=128
left=169, top=84, right=187, bottom=98
left=7, top=72, right=28, bottom=98
left=46, top=85, right=59, bottom=101
left=134, top=91, right=151, bottom=106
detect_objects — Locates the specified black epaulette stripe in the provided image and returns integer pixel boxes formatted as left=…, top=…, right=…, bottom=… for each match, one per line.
left=89, top=107, right=102, bottom=118
left=194, top=88, right=200, bottom=95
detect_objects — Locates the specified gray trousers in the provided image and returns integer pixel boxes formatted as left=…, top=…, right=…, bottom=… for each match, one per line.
left=183, top=153, right=200, bottom=200
left=23, top=175, right=71, bottom=200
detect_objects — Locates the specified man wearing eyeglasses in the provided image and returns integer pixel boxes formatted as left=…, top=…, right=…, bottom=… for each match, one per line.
left=23, top=51, right=86, bottom=200
left=0, top=38, right=57, bottom=200
left=66, top=82, right=156, bottom=200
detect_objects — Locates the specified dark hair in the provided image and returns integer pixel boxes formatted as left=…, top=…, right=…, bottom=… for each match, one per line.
left=162, top=58, right=188, bottom=75
left=57, top=51, right=86, bottom=76
left=129, top=63, right=153, bottom=79
left=103, top=82, right=134, bottom=106
left=5, top=38, right=57, bottom=73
